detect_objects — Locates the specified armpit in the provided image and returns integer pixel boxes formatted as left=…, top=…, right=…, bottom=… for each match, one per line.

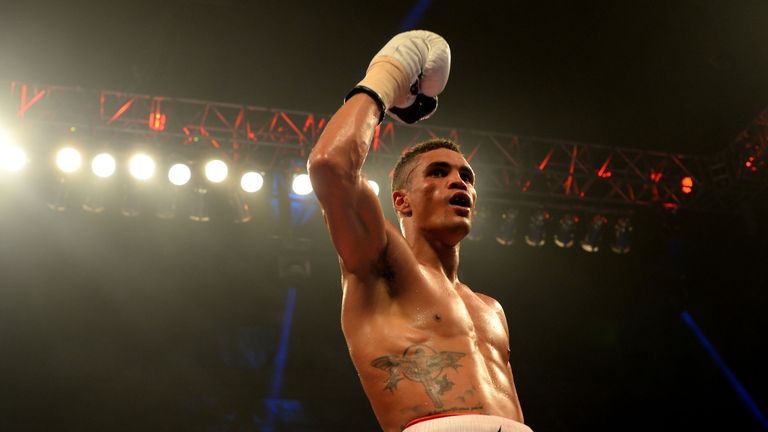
left=373, top=246, right=396, bottom=282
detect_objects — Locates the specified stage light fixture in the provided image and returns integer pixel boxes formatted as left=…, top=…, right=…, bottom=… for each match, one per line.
left=581, top=214, right=608, bottom=253
left=610, top=217, right=633, bottom=254
left=129, top=153, right=155, bottom=181
left=55, top=147, right=82, bottom=173
left=240, top=171, right=264, bottom=193
left=92, top=153, right=116, bottom=178
left=495, top=209, right=519, bottom=246
left=367, top=179, right=380, bottom=196
left=229, top=190, right=251, bottom=223
left=524, top=210, right=549, bottom=247
left=554, top=214, right=579, bottom=248
left=121, top=192, right=141, bottom=217
left=465, top=206, right=489, bottom=242
left=189, top=186, right=210, bottom=222
left=82, top=186, right=108, bottom=213
left=205, top=159, right=228, bottom=183
left=168, top=163, right=192, bottom=186
left=47, top=178, right=71, bottom=212
left=291, top=173, right=313, bottom=196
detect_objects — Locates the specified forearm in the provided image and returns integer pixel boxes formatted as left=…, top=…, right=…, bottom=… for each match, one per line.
left=308, top=94, right=381, bottom=183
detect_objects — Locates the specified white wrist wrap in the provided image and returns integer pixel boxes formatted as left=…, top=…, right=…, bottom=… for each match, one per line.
left=354, top=30, right=450, bottom=123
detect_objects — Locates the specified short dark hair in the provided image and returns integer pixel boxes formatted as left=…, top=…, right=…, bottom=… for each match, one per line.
left=391, top=138, right=462, bottom=193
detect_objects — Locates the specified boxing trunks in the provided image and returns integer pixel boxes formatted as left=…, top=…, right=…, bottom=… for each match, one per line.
left=403, top=413, right=534, bottom=432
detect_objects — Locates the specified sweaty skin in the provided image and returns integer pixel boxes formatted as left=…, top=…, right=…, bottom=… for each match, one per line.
left=308, top=95, right=524, bottom=432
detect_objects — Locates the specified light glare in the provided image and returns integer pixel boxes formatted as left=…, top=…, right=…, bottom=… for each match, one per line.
left=241, top=171, right=264, bottom=193
left=0, top=145, right=27, bottom=173
left=56, top=147, right=82, bottom=173
left=92, top=153, right=116, bottom=178
left=168, top=163, right=192, bottom=186
left=292, top=173, right=313, bottom=196
left=367, top=179, right=380, bottom=196
left=0, top=129, right=12, bottom=148
left=129, top=153, right=155, bottom=180
left=205, top=159, right=228, bottom=183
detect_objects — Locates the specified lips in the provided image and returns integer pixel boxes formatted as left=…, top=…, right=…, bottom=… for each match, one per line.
left=448, top=192, right=472, bottom=209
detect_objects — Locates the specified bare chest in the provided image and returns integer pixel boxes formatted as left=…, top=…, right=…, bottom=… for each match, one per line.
left=343, top=275, right=509, bottom=352
left=408, top=283, right=506, bottom=347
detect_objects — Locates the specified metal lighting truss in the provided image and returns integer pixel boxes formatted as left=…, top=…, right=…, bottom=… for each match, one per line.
left=699, top=108, right=768, bottom=210
left=2, top=81, right=762, bottom=213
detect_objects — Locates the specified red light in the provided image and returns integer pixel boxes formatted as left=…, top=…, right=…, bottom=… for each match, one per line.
left=681, top=176, right=693, bottom=194
left=148, top=111, right=166, bottom=131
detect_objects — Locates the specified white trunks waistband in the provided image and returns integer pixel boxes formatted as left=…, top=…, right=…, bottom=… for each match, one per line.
left=403, top=414, right=534, bottom=432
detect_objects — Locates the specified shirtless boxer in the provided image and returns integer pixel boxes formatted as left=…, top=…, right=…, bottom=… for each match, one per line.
left=307, top=31, right=532, bottom=432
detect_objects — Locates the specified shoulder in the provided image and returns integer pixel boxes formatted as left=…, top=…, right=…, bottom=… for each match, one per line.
left=475, top=292, right=503, bottom=312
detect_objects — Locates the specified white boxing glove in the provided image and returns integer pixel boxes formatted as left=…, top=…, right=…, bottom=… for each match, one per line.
left=346, top=30, right=451, bottom=124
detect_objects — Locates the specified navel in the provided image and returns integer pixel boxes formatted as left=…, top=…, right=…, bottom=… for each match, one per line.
left=434, top=314, right=442, bottom=321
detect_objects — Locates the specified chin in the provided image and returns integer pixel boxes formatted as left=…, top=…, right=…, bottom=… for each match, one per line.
left=446, top=222, right=471, bottom=243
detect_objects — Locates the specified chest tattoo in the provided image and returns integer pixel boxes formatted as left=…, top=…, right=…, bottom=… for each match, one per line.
left=371, top=344, right=465, bottom=408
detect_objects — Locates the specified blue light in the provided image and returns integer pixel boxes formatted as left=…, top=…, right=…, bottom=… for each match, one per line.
left=263, top=287, right=299, bottom=432
left=681, top=311, right=768, bottom=430
left=270, top=287, right=297, bottom=399
left=398, top=0, right=433, bottom=32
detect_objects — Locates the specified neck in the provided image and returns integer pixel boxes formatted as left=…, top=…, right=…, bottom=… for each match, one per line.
left=402, top=224, right=462, bottom=282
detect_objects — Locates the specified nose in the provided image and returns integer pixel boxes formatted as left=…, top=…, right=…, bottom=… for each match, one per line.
left=448, top=171, right=468, bottom=190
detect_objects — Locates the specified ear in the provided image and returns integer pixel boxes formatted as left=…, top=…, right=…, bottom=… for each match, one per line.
left=393, top=190, right=412, bottom=217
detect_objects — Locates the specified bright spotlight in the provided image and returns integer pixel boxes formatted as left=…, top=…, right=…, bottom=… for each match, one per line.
left=168, top=163, right=191, bottom=186
left=292, top=173, right=313, bottom=196
left=367, top=179, right=380, bottom=196
left=129, top=153, right=155, bottom=180
left=0, top=145, right=27, bottom=173
left=56, top=147, right=82, bottom=173
left=92, top=153, right=116, bottom=178
left=240, top=171, right=264, bottom=193
left=0, top=129, right=27, bottom=173
left=205, top=159, right=228, bottom=183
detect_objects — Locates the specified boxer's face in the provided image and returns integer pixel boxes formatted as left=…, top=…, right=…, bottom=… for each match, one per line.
left=395, top=148, right=476, bottom=240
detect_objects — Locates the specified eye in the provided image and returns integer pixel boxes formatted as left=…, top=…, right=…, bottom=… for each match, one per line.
left=460, top=171, right=475, bottom=184
left=428, top=168, right=446, bottom=177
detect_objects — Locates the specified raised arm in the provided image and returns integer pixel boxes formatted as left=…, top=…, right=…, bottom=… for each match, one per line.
left=307, top=30, right=450, bottom=275
left=307, top=95, right=388, bottom=274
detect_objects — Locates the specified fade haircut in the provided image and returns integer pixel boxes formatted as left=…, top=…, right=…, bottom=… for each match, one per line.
left=391, top=138, right=462, bottom=194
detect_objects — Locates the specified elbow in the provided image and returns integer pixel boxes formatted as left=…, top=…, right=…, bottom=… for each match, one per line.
left=307, top=151, right=339, bottom=184
left=307, top=151, right=355, bottom=197
left=307, top=144, right=359, bottom=180
left=306, top=149, right=333, bottom=176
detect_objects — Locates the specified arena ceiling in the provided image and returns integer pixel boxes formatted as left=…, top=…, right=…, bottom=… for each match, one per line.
left=2, top=0, right=767, bottom=155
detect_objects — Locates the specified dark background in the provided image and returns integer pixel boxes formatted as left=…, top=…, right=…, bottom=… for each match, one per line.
left=1, top=1, right=767, bottom=431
